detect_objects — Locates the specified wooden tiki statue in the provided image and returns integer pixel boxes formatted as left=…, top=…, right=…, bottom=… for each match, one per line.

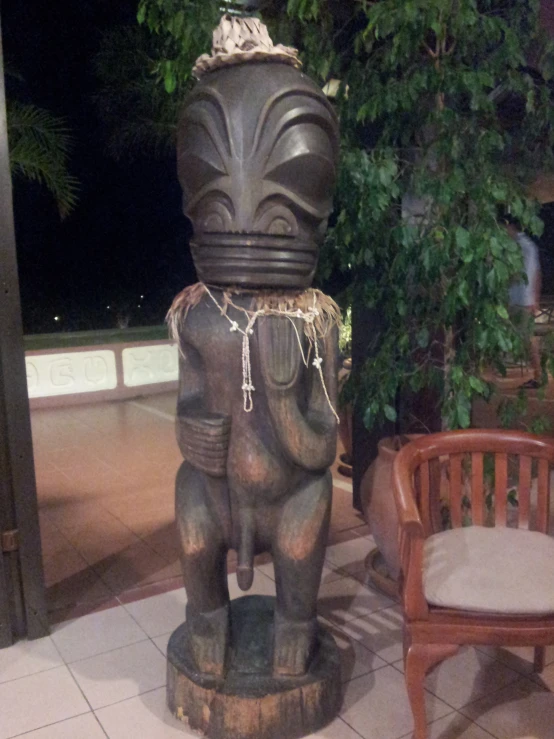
left=167, top=15, right=341, bottom=739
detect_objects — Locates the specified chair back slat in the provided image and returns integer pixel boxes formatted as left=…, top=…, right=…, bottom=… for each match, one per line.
left=536, top=458, right=551, bottom=534
left=428, top=457, right=443, bottom=534
left=494, top=453, right=508, bottom=526
left=449, top=453, right=463, bottom=528
left=471, top=452, right=484, bottom=525
left=518, top=455, right=532, bottom=530
left=419, top=460, right=432, bottom=536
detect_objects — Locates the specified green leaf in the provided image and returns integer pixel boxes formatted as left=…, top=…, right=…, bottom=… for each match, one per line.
left=164, top=67, right=176, bottom=94
left=469, top=376, right=486, bottom=394
left=496, top=305, right=509, bottom=320
left=456, top=396, right=471, bottom=428
left=455, top=226, right=470, bottom=250
left=384, top=404, right=397, bottom=422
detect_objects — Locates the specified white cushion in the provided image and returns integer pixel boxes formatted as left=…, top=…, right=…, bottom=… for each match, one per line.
left=423, top=526, right=554, bottom=615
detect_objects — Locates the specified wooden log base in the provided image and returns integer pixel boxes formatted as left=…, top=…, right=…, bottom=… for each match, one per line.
left=167, top=595, right=341, bottom=739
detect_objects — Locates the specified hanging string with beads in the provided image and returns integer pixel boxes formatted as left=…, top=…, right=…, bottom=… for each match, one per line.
left=203, top=286, right=339, bottom=422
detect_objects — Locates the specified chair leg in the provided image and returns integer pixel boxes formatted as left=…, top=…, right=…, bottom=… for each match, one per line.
left=404, top=643, right=459, bottom=739
left=534, top=646, right=546, bottom=674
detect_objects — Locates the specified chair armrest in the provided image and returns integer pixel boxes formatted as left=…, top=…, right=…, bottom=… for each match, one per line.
left=393, top=452, right=429, bottom=620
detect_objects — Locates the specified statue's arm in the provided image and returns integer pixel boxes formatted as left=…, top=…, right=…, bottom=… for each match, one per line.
left=176, top=338, right=230, bottom=478
left=258, top=318, right=338, bottom=472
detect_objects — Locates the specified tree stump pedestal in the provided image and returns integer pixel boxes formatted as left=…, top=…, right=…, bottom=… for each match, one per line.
left=167, top=595, right=341, bottom=739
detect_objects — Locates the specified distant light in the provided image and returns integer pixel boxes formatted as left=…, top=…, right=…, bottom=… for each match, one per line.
left=54, top=316, right=60, bottom=322
left=137, top=305, right=141, bottom=308
left=106, top=305, right=110, bottom=309
left=140, top=295, right=144, bottom=299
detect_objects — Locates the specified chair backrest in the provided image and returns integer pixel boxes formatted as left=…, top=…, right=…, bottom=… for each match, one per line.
left=397, top=430, right=554, bottom=536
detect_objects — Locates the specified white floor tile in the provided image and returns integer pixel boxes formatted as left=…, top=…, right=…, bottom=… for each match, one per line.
left=227, top=569, right=276, bottom=600
left=460, top=676, right=554, bottom=738
left=0, top=665, right=89, bottom=739
left=51, top=606, right=147, bottom=663
left=478, top=644, right=554, bottom=677
left=306, top=716, right=364, bottom=738
left=321, top=617, right=387, bottom=682
left=0, top=636, right=63, bottom=684
left=318, top=575, right=394, bottom=625
left=69, top=640, right=166, bottom=709
left=424, top=647, right=521, bottom=710
left=399, top=712, right=495, bottom=739
left=95, top=686, right=198, bottom=738
left=151, top=633, right=170, bottom=657
left=340, top=665, right=452, bottom=739
left=325, top=538, right=375, bottom=571
left=12, top=713, right=107, bottom=738
left=532, top=659, right=554, bottom=691
left=338, top=607, right=404, bottom=664
left=123, top=589, right=187, bottom=638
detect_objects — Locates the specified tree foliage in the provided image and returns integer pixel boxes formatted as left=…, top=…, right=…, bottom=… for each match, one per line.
left=134, top=0, right=554, bottom=430
left=7, top=100, right=79, bottom=218
left=94, top=25, right=180, bottom=159
left=293, top=0, right=554, bottom=430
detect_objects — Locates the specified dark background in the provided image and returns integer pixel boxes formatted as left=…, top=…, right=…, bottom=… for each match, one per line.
left=2, top=0, right=553, bottom=336
left=3, top=0, right=195, bottom=335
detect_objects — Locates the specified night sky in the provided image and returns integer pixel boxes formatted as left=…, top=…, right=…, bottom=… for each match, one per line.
left=2, top=0, right=195, bottom=334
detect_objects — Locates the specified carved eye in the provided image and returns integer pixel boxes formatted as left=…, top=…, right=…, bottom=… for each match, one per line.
left=269, top=217, right=293, bottom=236
left=193, top=196, right=234, bottom=233
left=255, top=204, right=298, bottom=237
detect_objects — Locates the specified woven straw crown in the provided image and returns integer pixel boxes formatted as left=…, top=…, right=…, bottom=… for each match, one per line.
left=193, top=14, right=301, bottom=79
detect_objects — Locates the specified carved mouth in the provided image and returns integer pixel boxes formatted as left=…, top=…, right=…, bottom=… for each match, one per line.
left=192, top=233, right=315, bottom=251
left=190, top=236, right=318, bottom=288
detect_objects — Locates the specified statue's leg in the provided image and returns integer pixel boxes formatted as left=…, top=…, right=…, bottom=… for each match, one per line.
left=272, top=470, right=332, bottom=676
left=176, top=461, right=230, bottom=677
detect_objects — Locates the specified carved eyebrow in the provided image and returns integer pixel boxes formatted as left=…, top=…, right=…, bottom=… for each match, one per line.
left=250, top=87, right=338, bottom=161
left=185, top=179, right=233, bottom=213
left=261, top=113, right=337, bottom=180
left=180, top=87, right=235, bottom=164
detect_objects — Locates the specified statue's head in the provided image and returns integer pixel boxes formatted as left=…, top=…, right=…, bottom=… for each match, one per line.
left=177, top=17, right=339, bottom=289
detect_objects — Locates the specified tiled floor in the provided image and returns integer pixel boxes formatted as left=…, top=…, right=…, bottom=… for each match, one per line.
left=32, top=392, right=367, bottom=621
left=20, top=388, right=554, bottom=737
left=2, top=538, right=554, bottom=738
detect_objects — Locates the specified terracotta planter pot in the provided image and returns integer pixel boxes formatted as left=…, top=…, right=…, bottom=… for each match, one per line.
left=360, top=435, right=422, bottom=580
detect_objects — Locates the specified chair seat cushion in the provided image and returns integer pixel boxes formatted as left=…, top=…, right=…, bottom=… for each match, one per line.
left=423, top=526, right=554, bottom=615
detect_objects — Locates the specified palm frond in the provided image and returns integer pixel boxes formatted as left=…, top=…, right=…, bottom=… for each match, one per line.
left=7, top=101, right=79, bottom=218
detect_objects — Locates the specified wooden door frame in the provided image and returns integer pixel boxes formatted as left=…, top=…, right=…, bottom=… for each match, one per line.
left=0, top=14, right=48, bottom=646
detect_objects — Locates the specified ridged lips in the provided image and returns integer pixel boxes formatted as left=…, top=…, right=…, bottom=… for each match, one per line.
left=191, top=234, right=318, bottom=288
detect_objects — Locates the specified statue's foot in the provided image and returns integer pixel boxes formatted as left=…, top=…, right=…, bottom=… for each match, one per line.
left=186, top=604, right=229, bottom=677
left=273, top=613, right=317, bottom=677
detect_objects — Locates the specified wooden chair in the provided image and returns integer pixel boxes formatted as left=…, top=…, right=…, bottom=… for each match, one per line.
left=392, top=429, right=554, bottom=739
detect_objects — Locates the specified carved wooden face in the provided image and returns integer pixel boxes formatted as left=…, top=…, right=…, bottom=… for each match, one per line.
left=178, top=62, right=339, bottom=289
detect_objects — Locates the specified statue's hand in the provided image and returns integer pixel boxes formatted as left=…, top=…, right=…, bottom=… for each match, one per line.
left=176, top=411, right=231, bottom=477
left=257, top=316, right=304, bottom=389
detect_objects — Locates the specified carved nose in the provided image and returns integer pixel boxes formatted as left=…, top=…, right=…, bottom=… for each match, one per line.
left=232, top=178, right=256, bottom=233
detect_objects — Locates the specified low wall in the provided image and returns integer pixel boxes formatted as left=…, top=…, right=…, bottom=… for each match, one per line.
left=24, top=327, right=179, bottom=409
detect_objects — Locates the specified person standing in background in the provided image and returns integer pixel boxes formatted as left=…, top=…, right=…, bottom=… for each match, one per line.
left=506, top=220, right=542, bottom=389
